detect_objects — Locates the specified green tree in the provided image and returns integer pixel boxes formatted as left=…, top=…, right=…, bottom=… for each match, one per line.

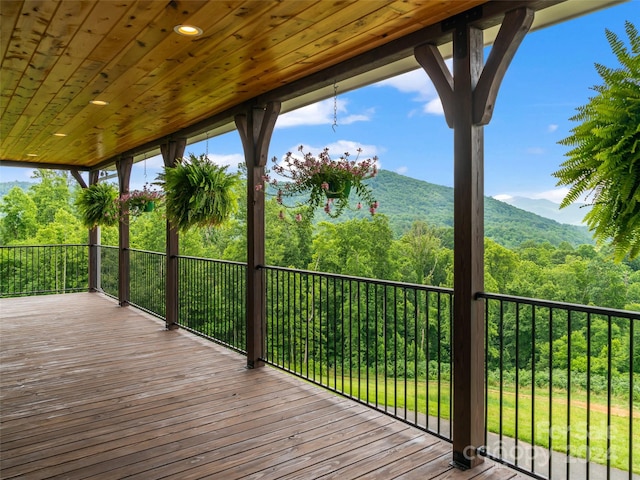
left=29, top=170, right=73, bottom=226
left=34, top=210, right=86, bottom=245
left=0, top=187, right=37, bottom=243
left=311, top=215, right=396, bottom=279
left=554, top=21, right=640, bottom=261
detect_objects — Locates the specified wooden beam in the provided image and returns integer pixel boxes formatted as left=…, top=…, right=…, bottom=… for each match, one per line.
left=116, top=157, right=133, bottom=307
left=415, top=6, right=533, bottom=471
left=473, top=8, right=534, bottom=125
left=0, top=160, right=92, bottom=171
left=414, top=44, right=455, bottom=129
left=70, top=169, right=87, bottom=189
left=87, top=171, right=99, bottom=292
left=235, top=102, right=281, bottom=369
left=160, top=139, right=187, bottom=330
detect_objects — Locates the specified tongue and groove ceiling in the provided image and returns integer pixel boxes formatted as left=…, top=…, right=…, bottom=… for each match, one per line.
left=0, top=1, right=621, bottom=171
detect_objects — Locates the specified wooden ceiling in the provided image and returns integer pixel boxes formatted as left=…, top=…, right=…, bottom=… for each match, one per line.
left=0, top=1, right=618, bottom=171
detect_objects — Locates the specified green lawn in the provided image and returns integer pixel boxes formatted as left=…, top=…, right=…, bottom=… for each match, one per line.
left=301, top=368, right=638, bottom=474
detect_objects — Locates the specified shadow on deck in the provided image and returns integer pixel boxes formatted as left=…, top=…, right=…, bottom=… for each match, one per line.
left=1, top=293, right=525, bottom=479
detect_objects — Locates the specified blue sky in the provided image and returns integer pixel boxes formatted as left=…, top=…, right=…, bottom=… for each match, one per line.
left=1, top=1, right=637, bottom=203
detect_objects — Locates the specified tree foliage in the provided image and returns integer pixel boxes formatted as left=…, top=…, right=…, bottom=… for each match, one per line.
left=555, top=21, right=640, bottom=261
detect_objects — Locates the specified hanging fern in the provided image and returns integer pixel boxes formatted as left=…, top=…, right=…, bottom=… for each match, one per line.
left=156, top=153, right=240, bottom=232
left=554, top=21, right=640, bottom=261
left=75, top=182, right=119, bottom=228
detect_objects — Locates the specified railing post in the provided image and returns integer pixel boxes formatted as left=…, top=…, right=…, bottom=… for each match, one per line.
left=415, top=6, right=533, bottom=470
left=116, top=156, right=133, bottom=306
left=160, top=138, right=186, bottom=330
left=235, top=102, right=281, bottom=369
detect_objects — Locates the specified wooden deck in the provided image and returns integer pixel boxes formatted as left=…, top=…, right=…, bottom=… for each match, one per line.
left=1, top=293, right=525, bottom=480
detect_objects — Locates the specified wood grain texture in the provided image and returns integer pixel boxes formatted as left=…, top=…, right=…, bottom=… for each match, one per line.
left=0, top=0, right=486, bottom=168
left=0, top=293, right=528, bottom=479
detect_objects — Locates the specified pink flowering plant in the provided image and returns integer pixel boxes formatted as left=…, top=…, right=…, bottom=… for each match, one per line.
left=264, top=146, right=379, bottom=220
left=118, top=185, right=164, bottom=217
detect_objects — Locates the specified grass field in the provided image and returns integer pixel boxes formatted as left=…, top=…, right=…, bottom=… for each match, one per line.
left=297, top=369, right=639, bottom=474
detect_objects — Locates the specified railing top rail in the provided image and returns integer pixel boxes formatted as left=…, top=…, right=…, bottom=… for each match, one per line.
left=477, top=291, right=640, bottom=320
left=260, top=264, right=454, bottom=294
left=0, top=244, right=88, bottom=248
left=128, top=247, right=166, bottom=256
left=97, top=244, right=119, bottom=250
left=177, top=255, right=247, bottom=266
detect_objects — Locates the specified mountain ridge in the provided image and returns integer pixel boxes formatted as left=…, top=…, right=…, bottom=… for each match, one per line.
left=361, top=170, right=593, bottom=248
left=0, top=172, right=594, bottom=248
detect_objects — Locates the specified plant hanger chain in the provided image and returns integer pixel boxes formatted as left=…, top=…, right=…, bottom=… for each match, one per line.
left=332, top=80, right=338, bottom=133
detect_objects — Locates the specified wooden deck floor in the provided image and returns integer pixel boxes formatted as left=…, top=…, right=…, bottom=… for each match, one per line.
left=1, top=293, right=525, bottom=480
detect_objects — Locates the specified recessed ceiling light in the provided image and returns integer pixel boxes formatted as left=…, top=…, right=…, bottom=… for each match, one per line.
left=53, top=133, right=67, bottom=137
left=174, top=24, right=202, bottom=37
left=90, top=100, right=109, bottom=106
left=26, top=153, right=38, bottom=157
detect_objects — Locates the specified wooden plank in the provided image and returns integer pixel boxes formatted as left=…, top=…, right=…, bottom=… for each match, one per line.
left=0, top=1, right=24, bottom=62
left=318, top=436, right=451, bottom=478
left=0, top=293, right=528, bottom=480
left=5, top=1, right=135, bottom=151
left=1, top=1, right=96, bottom=146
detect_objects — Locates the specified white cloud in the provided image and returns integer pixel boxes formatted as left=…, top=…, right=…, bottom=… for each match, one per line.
left=322, top=140, right=380, bottom=159
left=376, top=66, right=450, bottom=117
left=424, top=98, right=444, bottom=115
left=494, top=188, right=572, bottom=204
left=206, top=153, right=244, bottom=167
left=548, top=124, right=558, bottom=133
left=493, top=194, right=514, bottom=202
left=377, top=69, right=437, bottom=101
left=277, top=99, right=373, bottom=128
left=530, top=188, right=570, bottom=203
left=396, top=166, right=408, bottom=175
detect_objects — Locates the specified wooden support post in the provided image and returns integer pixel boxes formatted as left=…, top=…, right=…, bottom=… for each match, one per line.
left=160, top=139, right=187, bottom=330
left=415, top=7, right=533, bottom=470
left=70, top=170, right=100, bottom=292
left=88, top=171, right=100, bottom=292
left=235, top=102, right=281, bottom=369
left=116, top=157, right=133, bottom=307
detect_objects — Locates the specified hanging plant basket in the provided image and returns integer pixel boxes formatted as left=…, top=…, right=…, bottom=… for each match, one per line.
left=265, top=146, right=378, bottom=220
left=75, top=182, right=119, bottom=228
left=119, top=186, right=163, bottom=218
left=156, top=153, right=240, bottom=232
left=324, top=178, right=351, bottom=199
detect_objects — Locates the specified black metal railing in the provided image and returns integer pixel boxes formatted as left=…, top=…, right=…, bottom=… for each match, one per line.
left=3, top=244, right=637, bottom=479
left=261, top=265, right=454, bottom=440
left=0, top=244, right=88, bottom=297
left=98, top=245, right=118, bottom=298
left=178, top=255, right=246, bottom=353
left=130, top=248, right=166, bottom=318
left=479, top=292, right=639, bottom=480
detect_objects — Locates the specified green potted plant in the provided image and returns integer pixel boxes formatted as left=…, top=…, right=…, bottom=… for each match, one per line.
left=156, top=153, right=240, bottom=232
left=263, top=145, right=378, bottom=220
left=75, top=182, right=119, bottom=228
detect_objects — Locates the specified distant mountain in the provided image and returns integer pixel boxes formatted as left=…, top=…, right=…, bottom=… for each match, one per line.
left=350, top=170, right=594, bottom=248
left=0, top=181, right=33, bottom=198
left=1, top=174, right=594, bottom=249
left=495, top=195, right=591, bottom=226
